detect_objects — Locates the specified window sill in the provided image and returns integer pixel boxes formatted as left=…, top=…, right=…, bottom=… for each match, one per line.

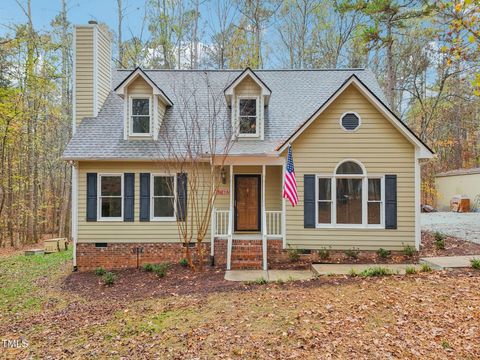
left=98, top=218, right=124, bottom=222
left=151, top=217, right=176, bottom=222
left=128, top=134, right=153, bottom=139
left=315, top=225, right=385, bottom=230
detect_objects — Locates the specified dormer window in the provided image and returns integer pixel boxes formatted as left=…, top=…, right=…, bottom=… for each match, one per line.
left=238, top=97, right=258, bottom=136
left=130, top=96, right=152, bottom=136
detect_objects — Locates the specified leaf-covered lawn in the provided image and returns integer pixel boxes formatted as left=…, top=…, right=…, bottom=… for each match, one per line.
left=1, top=251, right=480, bottom=359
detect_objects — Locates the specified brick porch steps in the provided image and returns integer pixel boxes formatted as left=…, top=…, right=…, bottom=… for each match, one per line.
left=230, top=240, right=263, bottom=270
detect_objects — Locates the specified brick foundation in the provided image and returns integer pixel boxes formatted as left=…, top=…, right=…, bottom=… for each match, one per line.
left=76, top=242, right=209, bottom=271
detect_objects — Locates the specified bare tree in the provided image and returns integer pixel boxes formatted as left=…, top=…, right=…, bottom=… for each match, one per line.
left=156, top=73, right=236, bottom=270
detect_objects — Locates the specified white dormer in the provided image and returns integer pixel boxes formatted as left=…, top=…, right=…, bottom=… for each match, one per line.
left=224, top=68, right=271, bottom=140
left=115, top=68, right=173, bottom=140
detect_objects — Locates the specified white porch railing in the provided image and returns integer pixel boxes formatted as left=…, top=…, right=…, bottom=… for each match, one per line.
left=212, top=209, right=283, bottom=238
left=214, top=209, right=230, bottom=236
left=266, top=211, right=282, bottom=237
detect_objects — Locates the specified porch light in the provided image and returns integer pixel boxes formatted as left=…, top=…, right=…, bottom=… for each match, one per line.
left=221, top=167, right=227, bottom=184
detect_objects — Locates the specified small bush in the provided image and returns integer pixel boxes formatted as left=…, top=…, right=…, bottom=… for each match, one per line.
left=348, top=268, right=358, bottom=277
left=247, top=277, right=268, bottom=285
left=318, top=247, right=331, bottom=260
left=344, top=248, right=360, bottom=260
left=403, top=245, right=415, bottom=257
left=142, top=263, right=155, bottom=272
left=287, top=248, right=300, bottom=262
left=470, top=258, right=480, bottom=270
left=179, top=258, right=189, bottom=267
left=441, top=340, right=451, bottom=349
left=94, top=267, right=106, bottom=276
left=405, top=266, right=417, bottom=275
left=433, top=232, right=446, bottom=250
left=102, top=272, right=116, bottom=286
left=376, top=248, right=391, bottom=259
left=152, top=263, right=169, bottom=278
left=420, top=263, right=432, bottom=272
left=360, top=267, right=392, bottom=277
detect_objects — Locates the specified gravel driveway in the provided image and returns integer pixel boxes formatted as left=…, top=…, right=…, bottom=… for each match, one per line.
left=421, top=212, right=480, bottom=244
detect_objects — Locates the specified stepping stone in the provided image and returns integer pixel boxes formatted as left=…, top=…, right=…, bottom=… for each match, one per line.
left=420, top=255, right=480, bottom=270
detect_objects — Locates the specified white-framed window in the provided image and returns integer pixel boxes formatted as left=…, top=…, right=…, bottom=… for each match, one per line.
left=151, top=174, right=176, bottom=221
left=238, top=96, right=259, bottom=137
left=340, top=112, right=361, bottom=132
left=316, top=160, right=384, bottom=228
left=129, top=95, right=152, bottom=136
left=98, top=174, right=123, bottom=221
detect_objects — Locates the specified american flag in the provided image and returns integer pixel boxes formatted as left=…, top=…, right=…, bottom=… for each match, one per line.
left=283, top=145, right=298, bottom=206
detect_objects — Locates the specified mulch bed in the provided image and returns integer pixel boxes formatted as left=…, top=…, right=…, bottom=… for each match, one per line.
left=62, top=264, right=250, bottom=301
left=420, top=231, right=480, bottom=257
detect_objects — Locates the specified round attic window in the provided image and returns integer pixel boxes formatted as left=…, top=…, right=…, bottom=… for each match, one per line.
left=340, top=112, right=360, bottom=131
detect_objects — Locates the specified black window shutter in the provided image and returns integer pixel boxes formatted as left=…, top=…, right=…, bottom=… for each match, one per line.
left=304, top=174, right=315, bottom=228
left=385, top=175, right=397, bottom=229
left=86, top=173, right=97, bottom=222
left=140, top=173, right=150, bottom=221
left=124, top=173, right=135, bottom=222
left=177, top=173, right=187, bottom=221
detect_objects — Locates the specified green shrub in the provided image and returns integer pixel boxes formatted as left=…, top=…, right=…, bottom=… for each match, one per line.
left=102, top=272, right=116, bottom=286
left=344, top=248, right=360, bottom=260
left=420, top=263, right=432, bottom=272
left=433, top=232, right=446, bottom=250
left=94, top=267, right=106, bottom=276
left=142, top=263, right=155, bottom=272
left=152, top=263, right=169, bottom=278
left=376, top=248, right=391, bottom=259
left=470, top=258, right=480, bottom=270
left=441, top=340, right=451, bottom=349
left=179, top=258, right=189, bottom=267
left=318, top=247, right=331, bottom=260
left=405, top=266, right=417, bottom=275
left=246, top=277, right=268, bottom=285
left=287, top=248, right=300, bottom=262
left=360, top=267, right=392, bottom=277
left=402, top=245, right=415, bottom=257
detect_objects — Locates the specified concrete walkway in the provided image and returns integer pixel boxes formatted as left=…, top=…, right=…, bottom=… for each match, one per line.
left=225, top=269, right=314, bottom=282
left=311, top=263, right=419, bottom=275
left=420, top=255, right=480, bottom=270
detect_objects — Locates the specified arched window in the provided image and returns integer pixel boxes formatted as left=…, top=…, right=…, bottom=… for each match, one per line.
left=316, top=160, right=383, bottom=227
left=340, top=112, right=361, bottom=131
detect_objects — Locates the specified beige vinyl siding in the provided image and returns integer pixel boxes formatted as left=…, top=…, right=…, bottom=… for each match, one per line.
left=232, top=76, right=264, bottom=139
left=74, top=26, right=94, bottom=126
left=77, top=162, right=212, bottom=243
left=284, top=84, right=415, bottom=250
left=96, top=28, right=111, bottom=113
left=74, top=25, right=111, bottom=127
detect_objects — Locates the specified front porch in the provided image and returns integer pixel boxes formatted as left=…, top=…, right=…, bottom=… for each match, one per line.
left=210, top=159, right=286, bottom=270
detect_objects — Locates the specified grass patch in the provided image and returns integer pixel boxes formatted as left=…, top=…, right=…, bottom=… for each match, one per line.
left=246, top=277, right=268, bottom=285
left=405, top=266, right=418, bottom=275
left=348, top=268, right=358, bottom=277
left=420, top=263, right=433, bottom=272
left=0, top=249, right=72, bottom=314
left=470, top=258, right=480, bottom=270
left=287, top=248, right=300, bottom=262
left=360, top=267, right=392, bottom=277
left=318, top=247, right=331, bottom=260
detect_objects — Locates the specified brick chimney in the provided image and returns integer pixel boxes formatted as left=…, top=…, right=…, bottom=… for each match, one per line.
left=73, top=20, right=112, bottom=131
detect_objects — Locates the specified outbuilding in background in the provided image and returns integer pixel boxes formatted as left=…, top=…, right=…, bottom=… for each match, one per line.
left=435, top=168, right=480, bottom=211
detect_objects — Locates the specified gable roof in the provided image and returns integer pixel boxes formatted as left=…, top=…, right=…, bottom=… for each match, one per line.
left=114, top=67, right=173, bottom=106
left=276, top=74, right=434, bottom=158
left=63, top=68, right=422, bottom=161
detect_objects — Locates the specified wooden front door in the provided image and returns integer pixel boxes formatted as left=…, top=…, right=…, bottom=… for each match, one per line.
left=235, top=175, right=261, bottom=231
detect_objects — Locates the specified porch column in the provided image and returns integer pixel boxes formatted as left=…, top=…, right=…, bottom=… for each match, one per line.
left=262, top=165, right=267, bottom=270
left=227, top=165, right=233, bottom=270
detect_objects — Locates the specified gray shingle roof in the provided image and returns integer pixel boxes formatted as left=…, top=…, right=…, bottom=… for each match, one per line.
left=63, top=68, right=386, bottom=160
